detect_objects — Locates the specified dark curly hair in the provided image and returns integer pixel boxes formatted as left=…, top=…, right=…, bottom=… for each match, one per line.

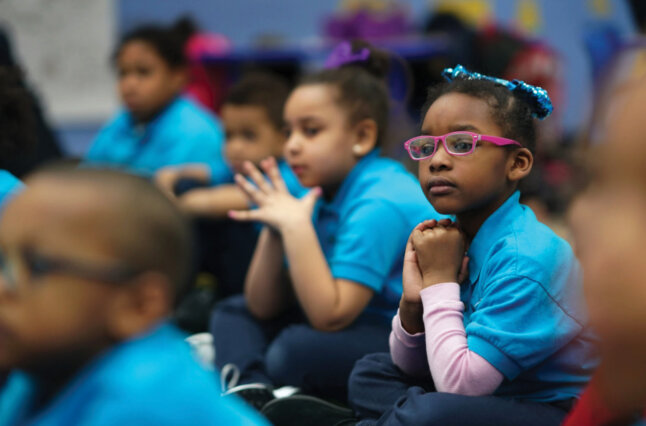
left=113, top=17, right=196, bottom=68
left=0, top=67, right=36, bottom=161
left=299, top=41, right=390, bottom=147
left=223, top=72, right=291, bottom=131
left=423, top=78, right=537, bottom=153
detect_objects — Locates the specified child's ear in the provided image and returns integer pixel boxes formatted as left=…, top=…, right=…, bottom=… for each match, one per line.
left=171, top=66, right=189, bottom=92
left=352, top=119, right=378, bottom=158
left=106, top=272, right=173, bottom=340
left=507, top=148, right=533, bottom=182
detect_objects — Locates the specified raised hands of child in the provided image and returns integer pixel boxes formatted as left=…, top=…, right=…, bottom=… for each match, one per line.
left=411, top=219, right=467, bottom=287
left=402, top=220, right=440, bottom=304
left=228, top=157, right=321, bottom=232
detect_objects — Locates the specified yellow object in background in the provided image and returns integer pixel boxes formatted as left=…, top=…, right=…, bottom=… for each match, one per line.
left=517, top=0, right=542, bottom=34
left=589, top=0, right=611, bottom=17
left=433, top=0, right=491, bottom=28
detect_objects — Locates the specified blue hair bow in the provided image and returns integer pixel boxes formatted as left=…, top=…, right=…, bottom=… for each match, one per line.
left=442, top=64, right=553, bottom=120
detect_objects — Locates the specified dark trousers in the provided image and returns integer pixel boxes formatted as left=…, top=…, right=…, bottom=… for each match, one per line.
left=349, top=353, right=571, bottom=426
left=210, top=295, right=391, bottom=400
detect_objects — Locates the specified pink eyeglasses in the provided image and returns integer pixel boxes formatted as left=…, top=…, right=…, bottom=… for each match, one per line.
left=404, top=131, right=521, bottom=160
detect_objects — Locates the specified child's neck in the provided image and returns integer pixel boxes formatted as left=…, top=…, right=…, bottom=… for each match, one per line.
left=457, top=188, right=516, bottom=242
left=28, top=340, right=114, bottom=410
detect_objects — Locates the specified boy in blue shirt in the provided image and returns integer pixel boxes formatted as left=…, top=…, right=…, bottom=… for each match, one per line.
left=153, top=72, right=304, bottom=299
left=0, top=168, right=266, bottom=425
left=84, top=22, right=228, bottom=179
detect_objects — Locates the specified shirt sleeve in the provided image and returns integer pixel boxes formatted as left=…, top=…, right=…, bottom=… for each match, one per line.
left=389, top=312, right=429, bottom=377
left=328, top=199, right=410, bottom=292
left=420, top=283, right=504, bottom=395
left=466, top=274, right=584, bottom=380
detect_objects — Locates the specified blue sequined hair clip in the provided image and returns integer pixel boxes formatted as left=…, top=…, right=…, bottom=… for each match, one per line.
left=441, top=64, right=553, bottom=120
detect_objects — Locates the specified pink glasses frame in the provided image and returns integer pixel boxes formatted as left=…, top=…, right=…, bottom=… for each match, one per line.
left=403, top=131, right=522, bottom=161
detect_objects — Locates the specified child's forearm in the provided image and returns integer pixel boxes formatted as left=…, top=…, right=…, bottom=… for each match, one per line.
left=244, top=227, right=292, bottom=319
left=390, top=312, right=430, bottom=377
left=399, top=299, right=425, bottom=334
left=421, top=283, right=503, bottom=395
left=179, top=185, right=248, bottom=218
left=280, top=218, right=372, bottom=331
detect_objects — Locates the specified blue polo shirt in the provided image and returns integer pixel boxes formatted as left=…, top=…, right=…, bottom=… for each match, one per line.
left=462, top=191, right=598, bottom=402
left=0, top=324, right=267, bottom=426
left=0, top=170, right=24, bottom=214
left=84, top=96, right=229, bottom=179
left=313, top=150, right=444, bottom=320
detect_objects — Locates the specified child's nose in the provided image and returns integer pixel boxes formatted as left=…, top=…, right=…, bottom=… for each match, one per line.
left=428, top=142, right=452, bottom=172
left=284, top=134, right=302, bottom=156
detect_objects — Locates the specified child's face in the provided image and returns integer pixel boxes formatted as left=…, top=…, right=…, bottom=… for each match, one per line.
left=569, top=93, right=646, bottom=345
left=0, top=182, right=124, bottom=373
left=117, top=41, right=186, bottom=122
left=283, top=84, right=359, bottom=191
left=418, top=92, right=516, bottom=215
left=222, top=104, right=286, bottom=174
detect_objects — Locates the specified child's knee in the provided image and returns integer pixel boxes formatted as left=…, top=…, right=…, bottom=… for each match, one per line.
left=349, top=353, right=393, bottom=391
left=265, top=324, right=327, bottom=385
left=209, top=295, right=249, bottom=329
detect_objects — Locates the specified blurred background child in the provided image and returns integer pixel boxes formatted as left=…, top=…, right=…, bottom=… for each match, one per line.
left=156, top=72, right=304, bottom=328
left=211, top=41, right=443, bottom=409
left=0, top=167, right=266, bottom=425
left=565, top=75, right=646, bottom=426
left=83, top=18, right=229, bottom=180
left=155, top=71, right=301, bottom=219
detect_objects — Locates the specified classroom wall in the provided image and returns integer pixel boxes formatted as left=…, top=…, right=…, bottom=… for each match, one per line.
left=118, top=0, right=636, bottom=134
left=0, top=0, right=637, bottom=154
left=0, top=0, right=118, bottom=155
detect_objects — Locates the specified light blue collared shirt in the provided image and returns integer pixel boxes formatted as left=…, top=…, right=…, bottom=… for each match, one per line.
left=84, top=96, right=229, bottom=180
left=0, top=324, right=267, bottom=426
left=313, top=150, right=446, bottom=320
left=463, top=191, right=598, bottom=402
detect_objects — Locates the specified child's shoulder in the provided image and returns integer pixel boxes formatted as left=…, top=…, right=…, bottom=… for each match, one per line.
left=91, top=325, right=220, bottom=405
left=163, top=96, right=223, bottom=136
left=351, top=156, right=421, bottom=200
left=481, top=206, right=577, bottom=287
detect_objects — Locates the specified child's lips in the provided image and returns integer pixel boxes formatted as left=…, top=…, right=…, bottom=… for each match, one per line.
left=290, top=164, right=306, bottom=175
left=427, top=177, right=456, bottom=195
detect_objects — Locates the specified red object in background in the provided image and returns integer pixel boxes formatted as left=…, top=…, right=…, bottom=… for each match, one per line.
left=504, top=43, right=563, bottom=121
left=184, top=33, right=232, bottom=113
left=563, top=377, right=646, bottom=426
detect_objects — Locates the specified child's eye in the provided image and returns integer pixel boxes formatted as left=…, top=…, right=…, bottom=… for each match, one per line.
left=136, top=66, right=151, bottom=77
left=283, top=127, right=292, bottom=138
left=303, top=127, right=319, bottom=137
left=241, top=129, right=257, bottom=142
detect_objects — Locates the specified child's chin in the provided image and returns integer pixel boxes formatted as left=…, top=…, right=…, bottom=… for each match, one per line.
left=429, top=199, right=459, bottom=216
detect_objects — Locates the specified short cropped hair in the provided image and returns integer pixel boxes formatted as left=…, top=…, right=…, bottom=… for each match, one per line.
left=223, top=72, right=291, bottom=131
left=29, top=167, right=194, bottom=299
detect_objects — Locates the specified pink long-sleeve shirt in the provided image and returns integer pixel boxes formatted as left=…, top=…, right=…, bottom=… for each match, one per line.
left=390, top=282, right=504, bottom=395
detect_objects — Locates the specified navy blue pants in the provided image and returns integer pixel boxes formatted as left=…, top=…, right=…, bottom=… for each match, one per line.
left=349, top=353, right=571, bottom=426
left=210, top=295, right=391, bottom=400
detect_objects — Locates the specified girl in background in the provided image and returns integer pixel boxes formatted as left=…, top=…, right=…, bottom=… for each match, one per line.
left=84, top=19, right=228, bottom=179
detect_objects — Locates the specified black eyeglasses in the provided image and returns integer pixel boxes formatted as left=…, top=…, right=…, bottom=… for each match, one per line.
left=0, top=247, right=139, bottom=294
